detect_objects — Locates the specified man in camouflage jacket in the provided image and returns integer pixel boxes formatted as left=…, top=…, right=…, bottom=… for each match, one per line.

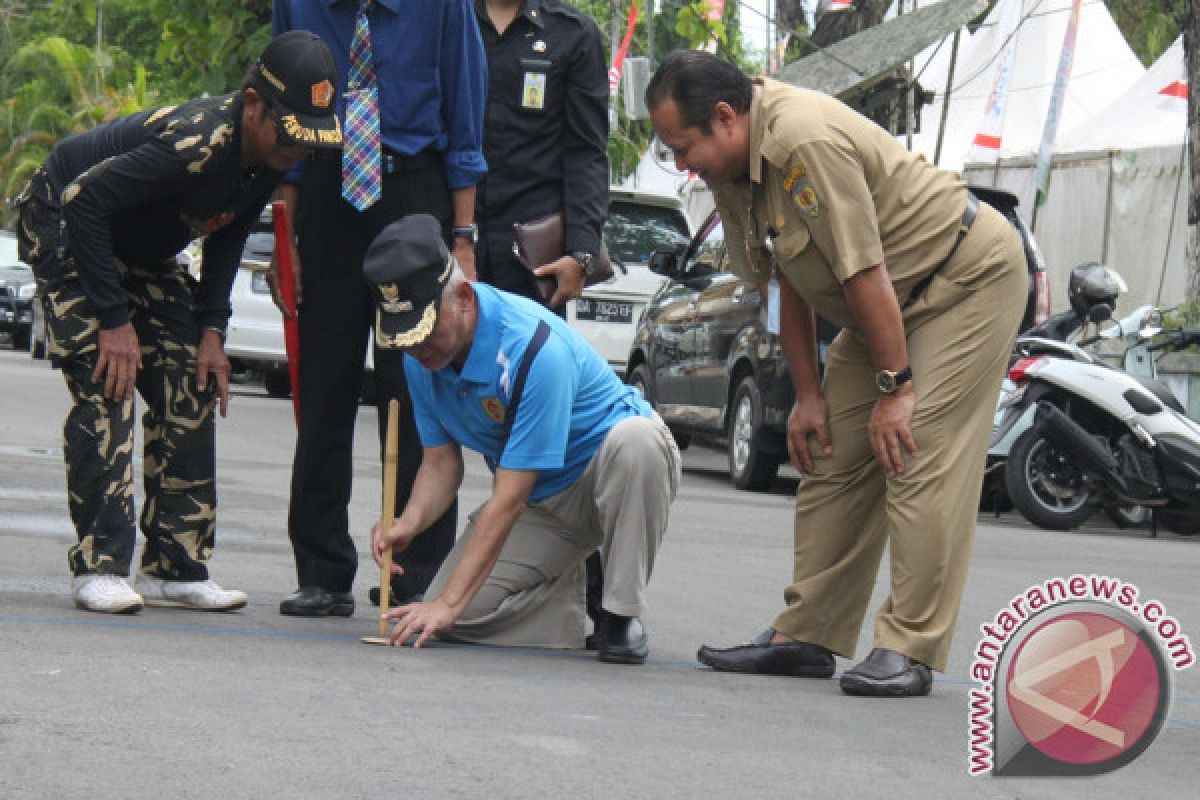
left=14, top=31, right=342, bottom=613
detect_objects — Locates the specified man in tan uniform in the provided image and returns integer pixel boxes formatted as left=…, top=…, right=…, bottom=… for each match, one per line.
left=646, top=51, right=1026, bottom=696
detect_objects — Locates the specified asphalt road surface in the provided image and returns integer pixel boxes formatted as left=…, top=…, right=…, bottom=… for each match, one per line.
left=1, top=347, right=1197, bottom=798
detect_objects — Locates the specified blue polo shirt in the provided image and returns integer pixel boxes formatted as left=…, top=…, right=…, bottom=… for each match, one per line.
left=405, top=284, right=652, bottom=502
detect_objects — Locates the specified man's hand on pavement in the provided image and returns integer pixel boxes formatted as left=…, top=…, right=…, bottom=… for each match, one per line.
left=383, top=596, right=459, bottom=648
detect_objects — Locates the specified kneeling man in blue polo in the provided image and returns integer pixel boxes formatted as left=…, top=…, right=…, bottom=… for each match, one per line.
left=366, top=214, right=681, bottom=664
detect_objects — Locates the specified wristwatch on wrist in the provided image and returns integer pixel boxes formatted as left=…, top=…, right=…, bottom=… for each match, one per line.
left=875, top=366, right=912, bottom=394
left=570, top=250, right=595, bottom=279
left=451, top=223, right=478, bottom=245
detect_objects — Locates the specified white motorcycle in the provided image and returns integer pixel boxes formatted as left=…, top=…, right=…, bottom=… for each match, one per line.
left=997, top=321, right=1200, bottom=535
left=986, top=262, right=1151, bottom=527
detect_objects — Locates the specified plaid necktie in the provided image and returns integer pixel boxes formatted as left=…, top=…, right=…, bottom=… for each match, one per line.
left=341, top=0, right=382, bottom=211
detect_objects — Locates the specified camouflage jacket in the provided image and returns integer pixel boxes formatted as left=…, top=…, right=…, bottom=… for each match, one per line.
left=43, top=92, right=282, bottom=331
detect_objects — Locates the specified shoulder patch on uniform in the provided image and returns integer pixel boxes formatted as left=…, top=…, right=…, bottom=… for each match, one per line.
left=482, top=397, right=506, bottom=423
left=788, top=163, right=820, bottom=219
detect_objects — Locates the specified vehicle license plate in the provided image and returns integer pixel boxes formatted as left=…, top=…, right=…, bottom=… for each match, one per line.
left=576, top=298, right=633, bottom=323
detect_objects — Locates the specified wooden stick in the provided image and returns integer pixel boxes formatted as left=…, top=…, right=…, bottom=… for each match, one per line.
left=363, top=399, right=400, bottom=645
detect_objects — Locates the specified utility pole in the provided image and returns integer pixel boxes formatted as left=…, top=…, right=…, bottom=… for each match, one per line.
left=1186, top=0, right=1200, bottom=299
left=647, top=0, right=655, bottom=70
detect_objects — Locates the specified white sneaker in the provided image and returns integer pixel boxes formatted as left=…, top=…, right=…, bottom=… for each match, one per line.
left=72, top=575, right=144, bottom=614
left=134, top=575, right=248, bottom=612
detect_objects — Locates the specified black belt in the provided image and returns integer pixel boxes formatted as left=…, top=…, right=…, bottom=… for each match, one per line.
left=903, top=191, right=980, bottom=308
left=312, top=147, right=441, bottom=175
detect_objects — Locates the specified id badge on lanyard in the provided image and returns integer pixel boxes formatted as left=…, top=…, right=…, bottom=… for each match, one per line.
left=521, top=72, right=546, bottom=111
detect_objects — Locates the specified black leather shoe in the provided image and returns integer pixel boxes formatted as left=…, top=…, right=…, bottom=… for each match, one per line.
left=839, top=647, right=932, bottom=697
left=279, top=587, right=354, bottom=617
left=368, top=586, right=423, bottom=607
left=697, top=629, right=835, bottom=678
left=596, top=614, right=648, bottom=665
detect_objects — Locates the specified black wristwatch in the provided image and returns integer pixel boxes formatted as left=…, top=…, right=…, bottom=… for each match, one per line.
left=570, top=250, right=595, bottom=279
left=875, top=366, right=912, bottom=394
left=451, top=223, right=478, bottom=245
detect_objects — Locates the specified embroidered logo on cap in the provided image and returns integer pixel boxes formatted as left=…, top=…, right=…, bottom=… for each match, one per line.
left=379, top=283, right=414, bottom=314
left=311, top=79, right=334, bottom=109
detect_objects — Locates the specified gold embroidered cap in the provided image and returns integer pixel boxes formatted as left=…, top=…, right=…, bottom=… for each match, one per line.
left=256, top=31, right=343, bottom=149
left=364, top=214, right=454, bottom=349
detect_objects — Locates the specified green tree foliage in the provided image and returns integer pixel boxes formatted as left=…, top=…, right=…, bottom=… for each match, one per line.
left=1, top=0, right=751, bottom=214
left=1106, top=0, right=1185, bottom=66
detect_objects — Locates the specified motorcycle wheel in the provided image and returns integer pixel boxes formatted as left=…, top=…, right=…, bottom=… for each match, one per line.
left=1105, top=503, right=1147, bottom=529
left=1005, top=428, right=1095, bottom=530
left=1156, top=510, right=1200, bottom=536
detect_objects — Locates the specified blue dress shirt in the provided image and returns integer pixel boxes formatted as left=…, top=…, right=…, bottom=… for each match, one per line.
left=273, top=0, right=488, bottom=189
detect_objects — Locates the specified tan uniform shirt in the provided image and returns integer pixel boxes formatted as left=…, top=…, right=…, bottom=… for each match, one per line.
left=714, top=79, right=968, bottom=330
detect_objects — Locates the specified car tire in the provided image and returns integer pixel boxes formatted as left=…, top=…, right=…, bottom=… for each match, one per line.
left=1004, top=428, right=1094, bottom=530
left=728, top=375, right=779, bottom=492
left=12, top=325, right=30, bottom=352
left=628, top=364, right=689, bottom=450
left=263, top=368, right=292, bottom=399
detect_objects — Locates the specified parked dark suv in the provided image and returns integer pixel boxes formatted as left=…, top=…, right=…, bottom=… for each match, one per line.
left=626, top=187, right=1051, bottom=491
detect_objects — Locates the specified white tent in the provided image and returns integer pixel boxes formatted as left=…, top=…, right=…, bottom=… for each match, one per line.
left=911, top=0, right=1144, bottom=172
left=964, top=37, right=1187, bottom=312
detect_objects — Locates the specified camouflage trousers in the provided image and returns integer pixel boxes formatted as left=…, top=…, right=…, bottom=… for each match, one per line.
left=16, top=169, right=216, bottom=580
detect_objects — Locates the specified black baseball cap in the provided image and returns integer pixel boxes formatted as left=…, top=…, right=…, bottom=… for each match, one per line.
left=364, top=215, right=454, bottom=349
left=256, top=31, right=343, bottom=149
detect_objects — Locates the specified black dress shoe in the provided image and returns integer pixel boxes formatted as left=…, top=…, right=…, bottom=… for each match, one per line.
left=368, top=586, right=423, bottom=607
left=596, top=614, right=648, bottom=665
left=279, top=587, right=354, bottom=617
left=839, top=647, right=932, bottom=697
left=697, top=629, right=835, bottom=678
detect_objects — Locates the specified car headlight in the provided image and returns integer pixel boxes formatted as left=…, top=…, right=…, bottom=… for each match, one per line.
left=18, top=282, right=36, bottom=300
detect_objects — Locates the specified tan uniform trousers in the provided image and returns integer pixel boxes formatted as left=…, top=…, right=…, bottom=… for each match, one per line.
left=429, top=413, right=681, bottom=648
left=772, top=206, right=1027, bottom=673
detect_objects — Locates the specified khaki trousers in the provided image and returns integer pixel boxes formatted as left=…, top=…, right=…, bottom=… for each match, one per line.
left=429, top=413, right=681, bottom=648
left=772, top=206, right=1027, bottom=672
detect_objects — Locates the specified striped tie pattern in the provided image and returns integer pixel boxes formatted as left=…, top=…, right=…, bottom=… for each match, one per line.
left=341, top=0, right=382, bottom=211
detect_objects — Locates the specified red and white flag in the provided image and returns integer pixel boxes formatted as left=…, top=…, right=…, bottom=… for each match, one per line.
left=1035, top=0, right=1084, bottom=206
left=968, top=0, right=1022, bottom=163
left=608, top=4, right=640, bottom=96
left=1160, top=80, right=1187, bottom=99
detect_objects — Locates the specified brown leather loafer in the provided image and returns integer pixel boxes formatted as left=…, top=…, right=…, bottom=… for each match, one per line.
left=697, top=629, right=835, bottom=678
left=839, top=647, right=932, bottom=697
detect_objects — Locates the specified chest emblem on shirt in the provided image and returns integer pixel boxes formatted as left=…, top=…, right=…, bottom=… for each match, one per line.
left=532, top=40, right=548, bottom=54
left=785, top=163, right=820, bottom=219
left=482, top=397, right=506, bottom=423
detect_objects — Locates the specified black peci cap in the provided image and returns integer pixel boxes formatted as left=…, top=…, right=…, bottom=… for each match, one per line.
left=364, top=215, right=454, bottom=349
left=256, top=30, right=343, bottom=149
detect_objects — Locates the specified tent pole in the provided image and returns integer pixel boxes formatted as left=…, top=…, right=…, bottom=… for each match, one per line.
left=1101, top=153, right=1115, bottom=265
left=933, top=28, right=962, bottom=167
left=1157, top=143, right=1188, bottom=305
